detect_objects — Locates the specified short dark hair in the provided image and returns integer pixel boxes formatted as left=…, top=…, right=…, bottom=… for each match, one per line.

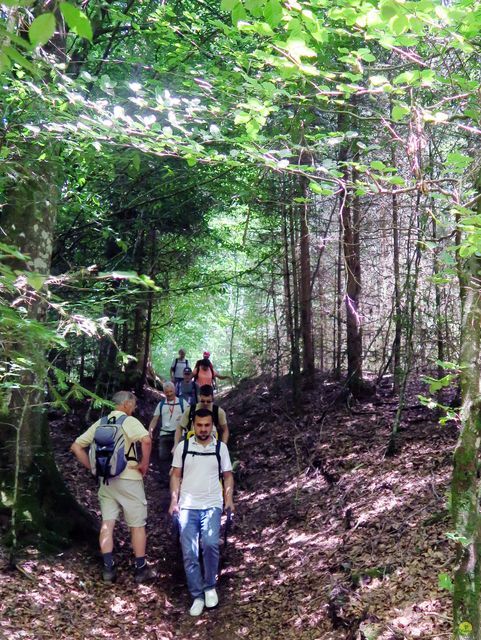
left=194, top=408, right=213, bottom=421
left=199, top=384, right=213, bottom=397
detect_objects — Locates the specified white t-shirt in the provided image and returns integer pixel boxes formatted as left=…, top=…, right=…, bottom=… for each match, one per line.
left=172, top=437, right=232, bottom=509
left=153, top=398, right=185, bottom=434
left=171, top=358, right=189, bottom=378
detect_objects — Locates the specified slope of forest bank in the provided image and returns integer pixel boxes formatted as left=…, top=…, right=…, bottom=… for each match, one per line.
left=0, top=376, right=454, bottom=640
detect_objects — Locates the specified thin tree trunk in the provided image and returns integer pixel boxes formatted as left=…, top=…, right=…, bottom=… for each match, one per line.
left=299, top=174, right=315, bottom=380
left=339, top=113, right=363, bottom=395
left=335, top=223, right=343, bottom=379
left=391, top=145, right=402, bottom=393
left=386, top=193, right=423, bottom=456
left=288, top=200, right=302, bottom=406
left=452, top=252, right=481, bottom=639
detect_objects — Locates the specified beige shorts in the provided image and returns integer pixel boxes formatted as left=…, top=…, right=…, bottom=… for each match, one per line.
left=98, top=478, right=147, bottom=527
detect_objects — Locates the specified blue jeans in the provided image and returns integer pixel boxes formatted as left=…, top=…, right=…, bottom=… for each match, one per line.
left=179, top=507, right=221, bottom=599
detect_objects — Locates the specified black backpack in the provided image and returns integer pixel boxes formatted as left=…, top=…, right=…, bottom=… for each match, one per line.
left=173, top=358, right=189, bottom=374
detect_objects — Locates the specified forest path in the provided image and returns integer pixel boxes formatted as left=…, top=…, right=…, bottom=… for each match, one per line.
left=0, top=376, right=454, bottom=640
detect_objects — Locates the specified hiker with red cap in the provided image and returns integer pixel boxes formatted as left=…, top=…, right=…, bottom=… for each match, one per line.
left=192, top=351, right=231, bottom=391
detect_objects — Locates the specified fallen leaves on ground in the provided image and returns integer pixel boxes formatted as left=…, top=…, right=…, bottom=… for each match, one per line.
left=0, top=376, right=454, bottom=639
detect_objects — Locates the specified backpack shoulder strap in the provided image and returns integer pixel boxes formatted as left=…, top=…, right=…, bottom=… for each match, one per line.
left=115, top=414, right=137, bottom=460
left=213, top=404, right=219, bottom=427
left=215, top=439, right=222, bottom=480
left=179, top=397, right=184, bottom=412
left=181, top=437, right=190, bottom=478
left=188, top=404, right=195, bottom=426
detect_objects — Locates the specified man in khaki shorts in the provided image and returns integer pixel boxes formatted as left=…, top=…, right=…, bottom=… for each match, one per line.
left=71, top=390, right=155, bottom=583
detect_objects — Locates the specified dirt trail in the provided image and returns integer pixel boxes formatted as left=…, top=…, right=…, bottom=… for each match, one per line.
left=0, top=376, right=454, bottom=639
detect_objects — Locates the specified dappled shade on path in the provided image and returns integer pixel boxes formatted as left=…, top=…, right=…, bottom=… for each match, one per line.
left=0, top=375, right=453, bottom=639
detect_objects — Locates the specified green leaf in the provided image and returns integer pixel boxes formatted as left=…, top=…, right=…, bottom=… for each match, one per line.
left=3, top=46, right=37, bottom=74
left=391, top=104, right=410, bottom=121
left=0, top=52, right=12, bottom=73
left=380, top=1, right=398, bottom=21
left=29, top=12, right=56, bottom=47
left=264, top=0, right=283, bottom=28
left=0, top=0, right=34, bottom=5
left=446, top=152, right=473, bottom=170
left=60, top=3, right=93, bottom=41
left=27, top=273, right=47, bottom=291
left=221, top=0, right=239, bottom=10
left=390, top=14, right=408, bottom=35
left=438, top=570, right=453, bottom=591
left=232, top=1, right=248, bottom=25
left=283, top=36, right=317, bottom=62
left=369, top=75, right=389, bottom=86
left=370, top=160, right=386, bottom=171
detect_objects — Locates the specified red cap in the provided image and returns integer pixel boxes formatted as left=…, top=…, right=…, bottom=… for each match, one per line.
left=203, top=351, right=210, bottom=358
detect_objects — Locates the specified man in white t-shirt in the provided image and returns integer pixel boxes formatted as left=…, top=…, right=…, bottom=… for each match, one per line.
left=169, top=408, right=235, bottom=617
left=149, top=382, right=185, bottom=486
left=70, top=391, right=155, bottom=584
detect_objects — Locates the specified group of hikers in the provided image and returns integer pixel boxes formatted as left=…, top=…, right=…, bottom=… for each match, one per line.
left=70, top=349, right=235, bottom=617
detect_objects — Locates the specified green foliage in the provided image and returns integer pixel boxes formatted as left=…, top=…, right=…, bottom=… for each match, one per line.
left=438, top=572, right=454, bottom=592
left=28, top=13, right=56, bottom=47
left=59, top=3, right=93, bottom=41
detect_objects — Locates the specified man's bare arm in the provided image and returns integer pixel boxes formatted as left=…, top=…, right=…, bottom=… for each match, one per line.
left=70, top=442, right=91, bottom=471
left=223, top=471, right=234, bottom=512
left=148, top=415, right=159, bottom=437
left=136, top=435, right=152, bottom=476
left=169, top=467, right=182, bottom=516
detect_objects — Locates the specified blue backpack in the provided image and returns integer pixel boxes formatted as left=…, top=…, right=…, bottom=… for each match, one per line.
left=89, top=414, right=136, bottom=484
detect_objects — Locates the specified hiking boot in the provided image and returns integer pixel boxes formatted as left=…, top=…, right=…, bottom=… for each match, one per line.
left=189, top=598, right=205, bottom=616
left=134, top=563, right=157, bottom=584
left=204, top=588, right=218, bottom=608
left=102, top=564, right=117, bottom=583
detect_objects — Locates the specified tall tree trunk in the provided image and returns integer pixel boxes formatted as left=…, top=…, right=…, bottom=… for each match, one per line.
left=0, top=162, right=96, bottom=554
left=432, top=215, right=445, bottom=380
left=299, top=174, right=315, bottom=381
left=334, top=223, right=343, bottom=379
left=339, top=113, right=363, bottom=395
left=452, top=252, right=481, bottom=640
left=289, top=201, right=302, bottom=406
left=282, top=199, right=301, bottom=405
left=391, top=145, right=402, bottom=393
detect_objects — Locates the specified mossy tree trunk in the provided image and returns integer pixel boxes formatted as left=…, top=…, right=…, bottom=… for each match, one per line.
left=452, top=253, right=481, bottom=639
left=0, top=162, right=97, bottom=557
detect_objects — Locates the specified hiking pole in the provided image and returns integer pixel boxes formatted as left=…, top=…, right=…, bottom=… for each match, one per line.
left=171, top=512, right=180, bottom=547
left=170, top=512, right=183, bottom=578
left=223, top=507, right=234, bottom=550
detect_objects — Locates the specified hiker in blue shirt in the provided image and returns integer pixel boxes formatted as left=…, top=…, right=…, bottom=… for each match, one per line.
left=178, top=366, right=199, bottom=406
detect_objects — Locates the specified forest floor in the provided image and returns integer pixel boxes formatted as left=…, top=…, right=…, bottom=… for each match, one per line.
left=0, top=373, right=455, bottom=640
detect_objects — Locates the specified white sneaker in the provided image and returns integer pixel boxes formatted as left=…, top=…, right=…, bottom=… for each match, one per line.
left=189, top=598, right=205, bottom=616
left=204, top=588, right=218, bottom=608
